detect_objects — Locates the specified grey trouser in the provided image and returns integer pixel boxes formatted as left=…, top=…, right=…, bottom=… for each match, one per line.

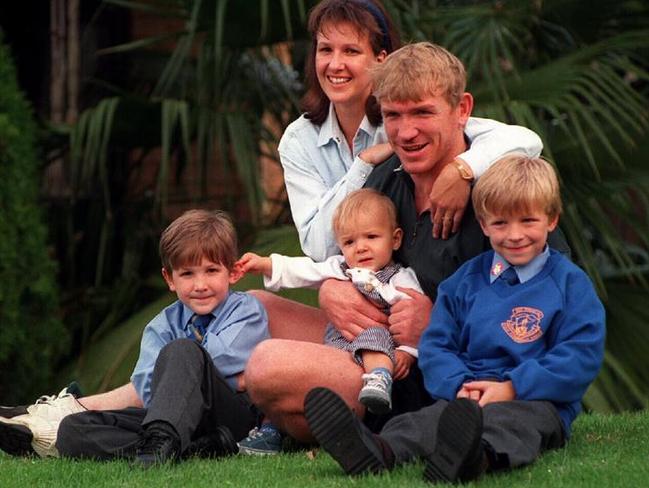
left=381, top=399, right=565, bottom=469
left=56, top=339, right=258, bottom=459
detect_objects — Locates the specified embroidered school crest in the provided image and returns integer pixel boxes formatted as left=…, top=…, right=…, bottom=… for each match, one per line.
left=501, top=307, right=544, bottom=343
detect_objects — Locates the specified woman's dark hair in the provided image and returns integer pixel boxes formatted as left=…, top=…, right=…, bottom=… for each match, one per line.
left=301, top=0, right=401, bottom=126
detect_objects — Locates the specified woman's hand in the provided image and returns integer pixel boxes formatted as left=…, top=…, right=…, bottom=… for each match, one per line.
left=358, top=143, right=394, bottom=166
left=319, top=279, right=389, bottom=341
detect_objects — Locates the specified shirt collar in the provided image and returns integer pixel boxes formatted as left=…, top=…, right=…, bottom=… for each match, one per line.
left=489, top=246, right=550, bottom=284
left=180, top=291, right=231, bottom=330
left=317, top=103, right=375, bottom=147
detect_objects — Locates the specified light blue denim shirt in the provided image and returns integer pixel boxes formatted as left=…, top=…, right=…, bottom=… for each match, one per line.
left=278, top=104, right=543, bottom=261
left=489, top=245, right=551, bottom=284
left=130, top=291, right=269, bottom=407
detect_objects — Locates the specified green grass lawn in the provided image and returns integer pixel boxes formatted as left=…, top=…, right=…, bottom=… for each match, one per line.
left=1, top=410, right=649, bottom=487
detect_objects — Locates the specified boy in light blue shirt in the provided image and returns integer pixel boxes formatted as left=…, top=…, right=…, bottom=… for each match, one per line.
left=0, top=209, right=269, bottom=467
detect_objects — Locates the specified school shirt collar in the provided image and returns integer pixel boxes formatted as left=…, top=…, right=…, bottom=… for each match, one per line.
left=180, top=293, right=231, bottom=331
left=489, top=246, right=550, bottom=284
left=317, top=103, right=377, bottom=148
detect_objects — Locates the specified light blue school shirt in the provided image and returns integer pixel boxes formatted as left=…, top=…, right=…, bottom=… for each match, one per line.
left=130, top=291, right=269, bottom=407
left=278, top=104, right=543, bottom=261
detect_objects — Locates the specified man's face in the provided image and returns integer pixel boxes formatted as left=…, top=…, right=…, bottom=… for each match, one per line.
left=381, top=92, right=471, bottom=176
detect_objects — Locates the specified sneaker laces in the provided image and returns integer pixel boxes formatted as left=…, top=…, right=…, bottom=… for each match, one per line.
left=361, top=372, right=390, bottom=390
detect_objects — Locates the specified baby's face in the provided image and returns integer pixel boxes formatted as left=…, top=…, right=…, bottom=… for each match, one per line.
left=336, top=211, right=403, bottom=271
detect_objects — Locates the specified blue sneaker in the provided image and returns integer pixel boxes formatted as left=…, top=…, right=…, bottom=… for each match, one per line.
left=237, top=425, right=283, bottom=455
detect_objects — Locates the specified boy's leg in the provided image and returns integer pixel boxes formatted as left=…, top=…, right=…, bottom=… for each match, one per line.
left=142, top=338, right=258, bottom=451
left=481, top=400, right=565, bottom=469
left=354, top=328, right=395, bottom=415
left=56, top=407, right=146, bottom=460
left=303, top=386, right=447, bottom=475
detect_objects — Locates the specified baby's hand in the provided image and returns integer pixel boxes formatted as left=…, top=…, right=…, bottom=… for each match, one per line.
left=393, top=350, right=415, bottom=380
left=236, top=252, right=272, bottom=277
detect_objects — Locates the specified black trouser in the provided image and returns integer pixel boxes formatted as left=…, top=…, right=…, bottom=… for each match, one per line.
left=56, top=339, right=258, bottom=460
left=381, top=399, right=565, bottom=469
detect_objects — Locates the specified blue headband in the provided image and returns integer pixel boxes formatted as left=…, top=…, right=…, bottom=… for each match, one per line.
left=358, top=0, right=392, bottom=52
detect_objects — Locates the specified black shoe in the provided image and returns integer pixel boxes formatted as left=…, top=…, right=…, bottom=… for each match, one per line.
left=304, top=387, right=390, bottom=476
left=424, top=399, right=486, bottom=484
left=0, top=421, right=34, bottom=456
left=134, top=422, right=181, bottom=468
left=183, top=426, right=238, bottom=459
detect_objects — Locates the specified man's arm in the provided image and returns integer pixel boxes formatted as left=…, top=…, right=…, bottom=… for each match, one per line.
left=430, top=118, right=543, bottom=239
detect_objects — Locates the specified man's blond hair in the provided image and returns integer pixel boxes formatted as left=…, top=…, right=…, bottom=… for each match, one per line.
left=472, top=154, right=562, bottom=221
left=333, top=188, right=398, bottom=238
left=371, top=42, right=466, bottom=106
left=159, top=209, right=238, bottom=273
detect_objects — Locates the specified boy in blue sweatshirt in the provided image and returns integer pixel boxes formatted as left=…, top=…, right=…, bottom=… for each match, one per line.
left=303, top=154, right=606, bottom=484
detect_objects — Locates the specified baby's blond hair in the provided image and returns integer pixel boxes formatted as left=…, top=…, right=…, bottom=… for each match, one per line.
left=333, top=188, right=398, bottom=238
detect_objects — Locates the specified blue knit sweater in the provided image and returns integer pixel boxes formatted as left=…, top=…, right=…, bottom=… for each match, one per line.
left=418, top=249, right=605, bottom=435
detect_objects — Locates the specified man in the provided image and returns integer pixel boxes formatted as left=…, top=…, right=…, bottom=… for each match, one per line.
left=244, top=42, right=568, bottom=442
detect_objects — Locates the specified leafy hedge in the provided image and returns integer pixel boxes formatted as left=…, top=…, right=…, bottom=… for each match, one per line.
left=0, top=35, right=67, bottom=403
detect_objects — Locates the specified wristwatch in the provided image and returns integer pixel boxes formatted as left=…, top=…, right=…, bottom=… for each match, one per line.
left=454, top=160, right=474, bottom=181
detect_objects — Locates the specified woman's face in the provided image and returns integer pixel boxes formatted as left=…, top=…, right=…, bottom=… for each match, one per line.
left=315, top=21, right=385, bottom=111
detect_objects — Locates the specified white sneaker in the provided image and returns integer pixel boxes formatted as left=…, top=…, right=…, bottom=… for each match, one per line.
left=358, top=372, right=393, bottom=415
left=0, top=386, right=86, bottom=457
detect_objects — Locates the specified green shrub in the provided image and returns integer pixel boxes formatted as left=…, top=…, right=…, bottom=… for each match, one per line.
left=0, top=35, right=67, bottom=402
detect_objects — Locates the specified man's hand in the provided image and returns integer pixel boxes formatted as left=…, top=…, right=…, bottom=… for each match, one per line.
left=358, top=143, right=394, bottom=166
left=236, top=252, right=272, bottom=277
left=430, top=158, right=472, bottom=239
left=459, top=380, right=516, bottom=407
left=319, top=279, right=389, bottom=341
left=394, top=350, right=416, bottom=380
left=388, top=287, right=433, bottom=347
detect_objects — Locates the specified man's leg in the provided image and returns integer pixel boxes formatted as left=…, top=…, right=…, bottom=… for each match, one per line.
left=249, top=290, right=327, bottom=342
left=245, top=339, right=365, bottom=442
